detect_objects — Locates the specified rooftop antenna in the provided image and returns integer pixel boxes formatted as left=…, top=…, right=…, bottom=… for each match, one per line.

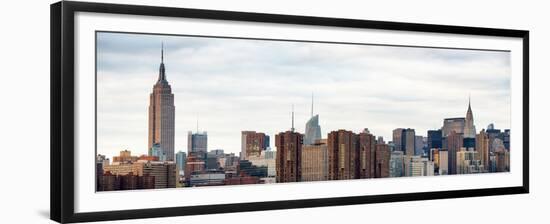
left=311, top=92, right=314, bottom=117
left=196, top=117, right=199, bottom=133
left=291, top=104, right=295, bottom=132
left=161, top=42, right=164, bottom=63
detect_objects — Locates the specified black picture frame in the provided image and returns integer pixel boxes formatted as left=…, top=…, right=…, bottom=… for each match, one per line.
left=50, top=1, right=529, bottom=223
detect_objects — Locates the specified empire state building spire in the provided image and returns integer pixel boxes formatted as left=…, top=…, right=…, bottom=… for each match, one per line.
left=148, top=43, right=175, bottom=161
left=158, top=42, right=167, bottom=83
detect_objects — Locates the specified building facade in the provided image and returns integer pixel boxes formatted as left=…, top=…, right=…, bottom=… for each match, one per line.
left=187, top=131, right=207, bottom=155
left=241, top=131, right=269, bottom=159
left=358, top=129, right=376, bottom=178
left=327, top=130, right=360, bottom=180
left=301, top=140, right=328, bottom=181
left=275, top=130, right=303, bottom=183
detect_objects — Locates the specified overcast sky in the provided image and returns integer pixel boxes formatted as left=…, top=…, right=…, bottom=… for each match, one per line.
left=96, top=32, right=511, bottom=159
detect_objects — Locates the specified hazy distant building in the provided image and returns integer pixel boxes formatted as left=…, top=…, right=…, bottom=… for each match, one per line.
left=241, top=131, right=269, bottom=159
left=188, top=131, right=207, bottom=155
left=375, top=143, right=391, bottom=178
left=389, top=151, right=405, bottom=177
left=248, top=151, right=277, bottom=178
left=148, top=45, right=175, bottom=161
left=403, top=128, right=416, bottom=156
left=377, top=136, right=385, bottom=144
left=150, top=143, right=167, bottom=161
left=495, top=149, right=510, bottom=172
left=445, top=131, right=463, bottom=175
left=301, top=140, right=328, bottom=181
left=457, top=149, right=484, bottom=174
left=476, top=130, right=490, bottom=170
left=175, top=151, right=187, bottom=176
left=415, top=135, right=425, bottom=156
left=442, top=118, right=465, bottom=138
left=392, top=128, right=404, bottom=152
left=439, top=150, right=449, bottom=175
left=113, top=150, right=138, bottom=163
left=327, top=130, right=360, bottom=180
left=406, top=156, right=434, bottom=177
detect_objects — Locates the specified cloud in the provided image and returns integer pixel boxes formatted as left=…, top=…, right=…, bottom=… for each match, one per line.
left=96, top=32, right=511, bottom=158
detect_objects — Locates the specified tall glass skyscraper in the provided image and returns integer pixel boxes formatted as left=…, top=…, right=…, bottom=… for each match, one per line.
left=304, top=94, right=321, bottom=145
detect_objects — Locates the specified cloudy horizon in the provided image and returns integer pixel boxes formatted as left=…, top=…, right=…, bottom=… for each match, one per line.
left=96, top=32, right=511, bottom=159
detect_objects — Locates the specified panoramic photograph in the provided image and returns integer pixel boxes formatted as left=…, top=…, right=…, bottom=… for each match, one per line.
left=95, top=31, right=511, bottom=191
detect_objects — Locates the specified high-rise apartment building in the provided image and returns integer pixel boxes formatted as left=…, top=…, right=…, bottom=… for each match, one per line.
left=327, top=130, right=360, bottom=180
left=301, top=140, right=328, bottom=181
left=358, top=129, right=376, bottom=178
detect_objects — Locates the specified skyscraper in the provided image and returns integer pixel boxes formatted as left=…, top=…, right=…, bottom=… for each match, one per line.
left=187, top=131, right=207, bottom=155
left=442, top=118, right=465, bottom=137
left=275, top=107, right=303, bottom=183
left=446, top=130, right=463, bottom=175
left=301, top=140, right=328, bottom=181
left=463, top=97, right=477, bottom=138
left=415, top=135, right=425, bottom=156
left=389, top=151, right=405, bottom=177
left=392, top=128, right=404, bottom=152
left=427, top=129, right=443, bottom=149
left=241, top=131, right=268, bottom=159
left=375, top=143, right=391, bottom=178
left=476, top=129, right=490, bottom=170
left=148, top=44, right=175, bottom=161
left=175, top=151, right=187, bottom=175
left=403, top=128, right=416, bottom=156
left=304, top=94, right=322, bottom=145
left=358, top=129, right=376, bottom=179
left=327, top=129, right=360, bottom=180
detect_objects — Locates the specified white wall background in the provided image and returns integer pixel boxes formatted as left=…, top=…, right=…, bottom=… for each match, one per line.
left=0, top=0, right=547, bottom=223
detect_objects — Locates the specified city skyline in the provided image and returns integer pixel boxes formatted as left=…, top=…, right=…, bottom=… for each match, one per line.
left=97, top=32, right=511, bottom=159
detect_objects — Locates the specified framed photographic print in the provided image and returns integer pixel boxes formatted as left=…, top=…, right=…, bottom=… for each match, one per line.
left=50, top=1, right=529, bottom=223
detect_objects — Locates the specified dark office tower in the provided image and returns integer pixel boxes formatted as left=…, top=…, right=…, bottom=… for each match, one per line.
left=375, top=143, right=391, bottom=178
left=187, top=131, right=207, bottom=156
left=476, top=129, right=490, bottom=170
left=241, top=131, right=268, bottom=159
left=445, top=130, right=463, bottom=175
left=327, top=130, right=360, bottom=180
left=392, top=128, right=404, bottom=152
left=275, top=108, right=303, bottom=183
left=265, top=135, right=270, bottom=149
left=358, top=129, right=376, bottom=179
left=148, top=44, right=175, bottom=161
left=428, top=129, right=443, bottom=149
left=403, top=128, right=416, bottom=156
left=304, top=93, right=322, bottom=145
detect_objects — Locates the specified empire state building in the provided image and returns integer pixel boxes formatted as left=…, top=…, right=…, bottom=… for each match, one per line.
left=148, top=44, right=175, bottom=161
